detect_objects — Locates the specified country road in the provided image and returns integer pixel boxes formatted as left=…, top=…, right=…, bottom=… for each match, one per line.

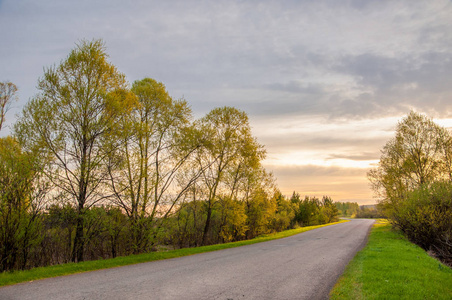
left=0, top=219, right=375, bottom=300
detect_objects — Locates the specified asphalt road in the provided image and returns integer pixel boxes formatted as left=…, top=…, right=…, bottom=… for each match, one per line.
left=0, top=219, right=375, bottom=300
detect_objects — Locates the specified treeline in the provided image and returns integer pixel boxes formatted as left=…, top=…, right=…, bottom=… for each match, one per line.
left=335, top=202, right=359, bottom=217
left=0, top=39, right=339, bottom=272
left=334, top=202, right=383, bottom=218
left=1, top=191, right=338, bottom=271
left=369, top=111, right=452, bottom=266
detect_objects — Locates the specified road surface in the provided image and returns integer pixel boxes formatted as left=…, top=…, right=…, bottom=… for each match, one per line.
left=0, top=219, right=374, bottom=300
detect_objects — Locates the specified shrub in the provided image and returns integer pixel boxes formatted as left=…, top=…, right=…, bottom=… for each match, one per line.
left=395, top=181, right=452, bottom=265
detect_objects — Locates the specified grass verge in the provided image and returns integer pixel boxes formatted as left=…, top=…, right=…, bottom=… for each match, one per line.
left=330, top=219, right=452, bottom=300
left=0, top=220, right=347, bottom=287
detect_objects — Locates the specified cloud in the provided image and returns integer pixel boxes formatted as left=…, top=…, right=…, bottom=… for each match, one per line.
left=327, top=152, right=380, bottom=161
left=3, top=0, right=452, bottom=121
left=260, top=134, right=388, bottom=154
left=333, top=51, right=452, bottom=118
left=252, top=115, right=396, bottom=155
left=265, top=164, right=374, bottom=203
left=1, top=0, right=451, bottom=204
left=268, top=164, right=367, bottom=177
left=265, top=82, right=325, bottom=95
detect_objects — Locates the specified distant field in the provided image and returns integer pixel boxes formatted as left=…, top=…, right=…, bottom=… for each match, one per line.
left=0, top=220, right=347, bottom=287
left=330, top=219, right=452, bottom=299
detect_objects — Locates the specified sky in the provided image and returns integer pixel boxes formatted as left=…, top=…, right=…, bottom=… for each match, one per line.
left=1, top=0, right=452, bottom=204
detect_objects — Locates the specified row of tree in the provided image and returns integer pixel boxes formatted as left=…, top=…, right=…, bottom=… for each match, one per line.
left=0, top=39, right=339, bottom=272
left=334, top=202, right=384, bottom=218
left=369, top=111, right=452, bottom=266
left=334, top=202, right=360, bottom=217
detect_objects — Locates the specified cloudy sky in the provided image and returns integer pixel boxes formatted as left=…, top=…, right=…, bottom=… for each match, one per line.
left=2, top=0, right=452, bottom=204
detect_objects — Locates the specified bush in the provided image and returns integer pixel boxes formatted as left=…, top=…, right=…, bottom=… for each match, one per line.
left=394, top=182, right=452, bottom=265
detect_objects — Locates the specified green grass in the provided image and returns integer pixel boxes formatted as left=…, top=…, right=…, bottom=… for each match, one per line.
left=330, top=219, right=452, bottom=300
left=0, top=220, right=347, bottom=287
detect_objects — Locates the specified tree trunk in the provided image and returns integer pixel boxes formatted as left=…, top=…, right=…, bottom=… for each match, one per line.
left=201, top=201, right=212, bottom=246
left=72, top=208, right=84, bottom=263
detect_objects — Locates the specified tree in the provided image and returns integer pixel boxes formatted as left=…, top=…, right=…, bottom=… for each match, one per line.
left=334, top=201, right=359, bottom=217
left=15, top=39, right=126, bottom=262
left=217, top=196, right=248, bottom=242
left=105, top=78, right=199, bottom=253
left=321, top=196, right=338, bottom=223
left=0, top=81, right=18, bottom=131
left=368, top=111, right=452, bottom=265
left=238, top=168, right=276, bottom=238
left=368, top=111, right=450, bottom=216
left=271, top=191, right=296, bottom=231
left=297, top=196, right=321, bottom=226
left=194, top=107, right=265, bottom=245
left=0, top=136, right=46, bottom=271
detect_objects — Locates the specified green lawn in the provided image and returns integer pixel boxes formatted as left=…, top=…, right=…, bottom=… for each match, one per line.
left=0, top=220, right=347, bottom=287
left=330, top=219, right=452, bottom=300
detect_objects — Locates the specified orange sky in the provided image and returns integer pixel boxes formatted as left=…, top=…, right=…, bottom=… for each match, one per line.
left=255, top=116, right=452, bottom=205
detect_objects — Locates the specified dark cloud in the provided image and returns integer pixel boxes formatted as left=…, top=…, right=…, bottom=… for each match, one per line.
left=333, top=51, right=452, bottom=118
left=3, top=0, right=451, bottom=122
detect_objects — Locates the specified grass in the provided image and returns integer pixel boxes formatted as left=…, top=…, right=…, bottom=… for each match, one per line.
left=330, top=219, right=452, bottom=300
left=0, top=220, right=347, bottom=287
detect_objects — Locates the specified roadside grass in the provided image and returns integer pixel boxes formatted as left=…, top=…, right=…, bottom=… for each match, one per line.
left=330, top=219, right=452, bottom=300
left=0, top=220, right=347, bottom=287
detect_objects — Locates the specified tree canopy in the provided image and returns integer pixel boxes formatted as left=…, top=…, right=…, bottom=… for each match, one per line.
left=15, top=39, right=127, bottom=262
left=368, top=111, right=451, bottom=207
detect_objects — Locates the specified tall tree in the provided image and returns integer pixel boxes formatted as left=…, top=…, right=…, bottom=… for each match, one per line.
left=321, top=196, right=338, bottom=223
left=368, top=112, right=449, bottom=197
left=0, top=136, right=47, bottom=271
left=194, top=107, right=264, bottom=245
left=15, top=39, right=126, bottom=262
left=106, top=78, right=199, bottom=253
left=229, top=162, right=276, bottom=239
left=0, top=81, right=18, bottom=131
left=368, top=111, right=450, bottom=217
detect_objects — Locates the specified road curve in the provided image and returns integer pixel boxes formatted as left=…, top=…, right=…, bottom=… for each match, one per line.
left=0, top=219, right=374, bottom=300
